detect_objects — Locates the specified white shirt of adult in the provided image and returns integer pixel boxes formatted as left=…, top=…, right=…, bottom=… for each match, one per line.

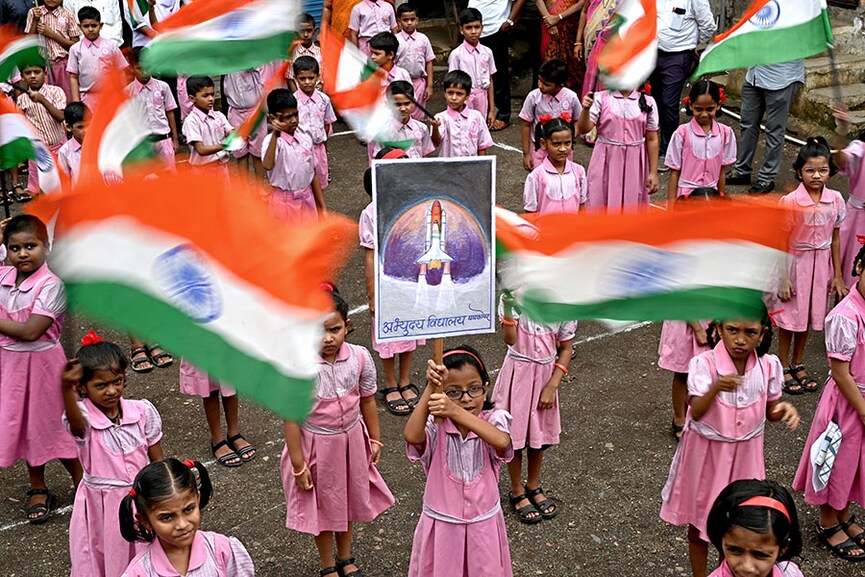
left=468, top=0, right=514, bottom=38
left=656, top=0, right=716, bottom=53
left=65, top=0, right=124, bottom=46
left=125, top=0, right=183, bottom=48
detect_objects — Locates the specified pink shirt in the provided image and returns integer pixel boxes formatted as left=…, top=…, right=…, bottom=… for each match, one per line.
left=223, top=68, right=262, bottom=111
left=396, top=30, right=435, bottom=79
left=58, top=137, right=82, bottom=182
left=434, top=106, right=493, bottom=157
left=841, top=140, right=865, bottom=203
left=121, top=530, right=255, bottom=577
left=16, top=84, right=67, bottom=146
left=359, top=202, right=375, bottom=249
left=448, top=41, right=496, bottom=90
left=665, top=118, right=736, bottom=192
left=589, top=90, right=659, bottom=144
left=825, top=288, right=865, bottom=387
left=709, top=559, right=803, bottom=577
left=182, top=107, right=233, bottom=166
left=288, top=43, right=323, bottom=86
left=518, top=87, right=582, bottom=137
left=348, top=0, right=397, bottom=39
left=0, top=263, right=65, bottom=351
left=316, top=343, right=377, bottom=399
left=262, top=130, right=316, bottom=191
left=66, top=36, right=128, bottom=94
left=371, top=118, right=434, bottom=159
left=779, top=184, right=846, bottom=251
left=381, top=64, right=411, bottom=93
left=498, top=295, right=577, bottom=361
left=523, top=158, right=587, bottom=213
left=294, top=89, right=336, bottom=145
left=125, top=78, right=177, bottom=136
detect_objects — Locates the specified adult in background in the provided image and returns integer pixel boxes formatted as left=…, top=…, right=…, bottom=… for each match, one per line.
left=64, top=0, right=124, bottom=46
left=537, top=0, right=585, bottom=94
left=575, top=0, right=619, bottom=143
left=0, top=0, right=31, bottom=33
left=649, top=0, right=715, bottom=161
left=470, top=0, right=526, bottom=131
left=726, top=60, right=805, bottom=193
left=324, top=0, right=364, bottom=37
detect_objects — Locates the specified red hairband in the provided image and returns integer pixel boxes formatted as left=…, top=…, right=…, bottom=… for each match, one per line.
left=183, top=459, right=196, bottom=469
left=381, top=149, right=408, bottom=160
left=81, top=330, right=103, bottom=346
left=442, top=350, right=485, bottom=372
left=739, top=496, right=790, bottom=523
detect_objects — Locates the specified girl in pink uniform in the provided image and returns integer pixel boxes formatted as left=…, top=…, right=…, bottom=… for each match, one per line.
left=282, top=286, right=394, bottom=577
left=792, top=244, right=865, bottom=562
left=577, top=86, right=659, bottom=213
left=523, top=118, right=587, bottom=214
left=495, top=292, right=574, bottom=524
left=120, top=459, right=256, bottom=576
left=659, top=320, right=711, bottom=441
left=666, top=81, right=736, bottom=204
left=62, top=334, right=164, bottom=577
left=773, top=138, right=848, bottom=394
left=705, top=479, right=804, bottom=577
left=405, top=345, right=514, bottom=577
left=832, top=109, right=865, bottom=289
left=660, top=317, right=800, bottom=577
left=0, top=215, right=80, bottom=524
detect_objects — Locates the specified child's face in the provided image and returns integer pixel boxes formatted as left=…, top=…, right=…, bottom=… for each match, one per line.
left=320, top=311, right=348, bottom=360
left=68, top=119, right=88, bottom=144
left=5, top=231, right=47, bottom=276
left=370, top=48, right=393, bottom=68
left=689, top=93, right=718, bottom=127
left=132, top=62, right=150, bottom=83
left=399, top=12, right=418, bottom=33
left=80, top=19, right=102, bottom=41
left=542, top=129, right=573, bottom=164
left=721, top=525, right=781, bottom=577
left=43, top=0, right=62, bottom=8
left=798, top=156, right=831, bottom=192
left=82, top=368, right=125, bottom=413
left=139, top=488, right=201, bottom=550
left=295, top=69, right=319, bottom=96
left=391, top=93, right=414, bottom=123
left=22, top=66, right=46, bottom=91
left=445, top=85, right=468, bottom=111
left=298, top=22, right=315, bottom=46
left=460, top=21, right=483, bottom=45
left=719, top=320, right=764, bottom=361
left=537, top=76, right=559, bottom=95
left=442, top=364, right=487, bottom=416
left=270, top=107, right=299, bottom=134
left=190, top=86, right=215, bottom=112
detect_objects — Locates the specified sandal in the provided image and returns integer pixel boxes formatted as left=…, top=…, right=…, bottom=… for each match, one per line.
left=525, top=484, right=558, bottom=519
left=508, top=491, right=542, bottom=524
left=336, top=557, right=363, bottom=577
left=227, top=434, right=256, bottom=462
left=381, top=387, right=411, bottom=416
left=671, top=420, right=685, bottom=441
left=782, top=367, right=804, bottom=395
left=130, top=347, right=154, bottom=373
left=791, top=364, right=819, bottom=392
left=25, top=488, right=53, bottom=525
left=211, top=440, right=242, bottom=468
left=817, top=523, right=865, bottom=561
left=146, top=344, right=173, bottom=368
left=489, top=119, right=509, bottom=132
left=397, top=383, right=420, bottom=408
left=841, top=514, right=865, bottom=549
left=320, top=568, right=339, bottom=577
left=12, top=185, right=32, bottom=202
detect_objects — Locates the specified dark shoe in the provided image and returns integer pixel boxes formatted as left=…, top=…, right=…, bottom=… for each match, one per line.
left=381, top=387, right=411, bottom=416
left=146, top=344, right=173, bottom=368
left=525, top=484, right=558, bottom=519
left=748, top=181, right=775, bottom=194
left=817, top=523, right=865, bottom=561
left=790, top=364, right=820, bottom=392
left=508, top=491, right=542, bottom=524
left=227, top=433, right=257, bottom=462
left=336, top=557, right=363, bottom=577
left=320, top=568, right=339, bottom=577
left=671, top=420, right=685, bottom=441
left=25, top=488, right=53, bottom=524
left=130, top=347, right=154, bottom=373
left=211, top=440, right=243, bottom=468
left=840, top=514, right=865, bottom=549
left=725, top=171, right=751, bottom=185
left=782, top=367, right=804, bottom=395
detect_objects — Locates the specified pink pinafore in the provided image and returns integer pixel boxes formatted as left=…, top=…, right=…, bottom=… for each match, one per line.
left=667, top=119, right=735, bottom=198
left=523, top=159, right=587, bottom=214
left=839, top=141, right=865, bottom=289
left=657, top=321, right=711, bottom=374
left=407, top=411, right=514, bottom=577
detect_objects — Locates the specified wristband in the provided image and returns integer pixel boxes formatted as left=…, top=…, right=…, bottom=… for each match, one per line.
left=505, top=18, right=514, bottom=26
left=370, top=439, right=384, bottom=448
left=554, top=362, right=568, bottom=375
left=501, top=318, right=517, bottom=326
left=292, top=462, right=309, bottom=477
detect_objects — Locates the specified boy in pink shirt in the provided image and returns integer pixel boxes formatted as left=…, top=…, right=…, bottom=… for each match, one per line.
left=16, top=63, right=66, bottom=198
left=57, top=102, right=89, bottom=183
left=125, top=48, right=179, bottom=172
left=431, top=70, right=492, bottom=158
left=293, top=56, right=336, bottom=191
left=181, top=76, right=233, bottom=176
left=369, top=32, right=411, bottom=93
left=349, top=0, right=398, bottom=56
left=448, top=8, right=496, bottom=127
left=369, top=81, right=434, bottom=162
left=262, top=89, right=325, bottom=223
left=287, top=13, right=323, bottom=93
left=67, top=6, right=128, bottom=107
left=25, top=0, right=80, bottom=101
left=223, top=67, right=267, bottom=179
left=395, top=4, right=434, bottom=120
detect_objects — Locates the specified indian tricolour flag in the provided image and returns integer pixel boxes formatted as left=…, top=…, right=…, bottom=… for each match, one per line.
left=693, top=0, right=833, bottom=79
left=29, top=169, right=357, bottom=419
left=224, top=60, right=290, bottom=152
left=0, top=25, right=44, bottom=82
left=0, top=96, right=61, bottom=194
left=142, top=0, right=299, bottom=76
left=598, top=0, right=656, bottom=91
left=496, top=203, right=789, bottom=322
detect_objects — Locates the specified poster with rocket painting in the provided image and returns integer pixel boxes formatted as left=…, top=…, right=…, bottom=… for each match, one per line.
left=372, top=156, right=496, bottom=342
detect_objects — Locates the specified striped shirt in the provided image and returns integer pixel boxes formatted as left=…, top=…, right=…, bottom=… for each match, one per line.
left=315, top=343, right=377, bottom=399
left=25, top=6, right=79, bottom=61
left=16, top=84, right=66, bottom=146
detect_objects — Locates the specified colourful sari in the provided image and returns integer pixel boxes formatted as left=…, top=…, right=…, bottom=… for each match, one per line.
left=541, top=0, right=586, bottom=93
left=328, top=0, right=363, bottom=38
left=582, top=0, right=620, bottom=97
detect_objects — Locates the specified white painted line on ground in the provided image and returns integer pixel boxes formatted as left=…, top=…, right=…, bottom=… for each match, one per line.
left=0, top=504, right=73, bottom=532
left=491, top=141, right=523, bottom=154
left=330, top=129, right=356, bottom=138
left=349, top=304, right=370, bottom=316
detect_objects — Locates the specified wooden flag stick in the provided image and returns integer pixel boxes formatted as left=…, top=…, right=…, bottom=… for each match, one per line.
left=2, top=171, right=10, bottom=219
left=433, top=338, right=443, bottom=424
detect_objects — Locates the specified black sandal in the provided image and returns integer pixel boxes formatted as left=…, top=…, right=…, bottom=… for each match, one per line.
left=671, top=420, right=685, bottom=441
left=227, top=433, right=256, bottom=462
left=25, top=488, right=53, bottom=525
left=817, top=523, right=865, bottom=561
left=508, top=491, right=542, bottom=524
left=211, top=440, right=243, bottom=468
left=381, top=387, right=411, bottom=416
left=146, top=344, right=173, bottom=368
left=791, top=364, right=819, bottom=392
left=782, top=367, right=804, bottom=395
left=336, top=556, right=363, bottom=577
left=320, top=567, right=339, bottom=577
left=525, top=484, right=558, bottom=519
left=397, top=383, right=420, bottom=408
left=12, top=185, right=31, bottom=202
left=841, top=514, right=865, bottom=549
left=130, top=347, right=154, bottom=373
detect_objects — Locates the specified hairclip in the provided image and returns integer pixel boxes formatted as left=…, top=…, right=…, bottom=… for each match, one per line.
left=718, top=86, right=727, bottom=104
left=538, top=113, right=553, bottom=125
left=442, top=349, right=485, bottom=372
left=382, top=149, right=408, bottom=160
left=559, top=111, right=572, bottom=124
left=128, top=489, right=137, bottom=498
left=739, top=496, right=791, bottom=523
left=183, top=459, right=196, bottom=470
left=766, top=309, right=783, bottom=328
left=641, top=82, right=652, bottom=94
left=856, top=234, right=865, bottom=245
left=81, top=330, right=103, bottom=346
left=683, top=96, right=691, bottom=106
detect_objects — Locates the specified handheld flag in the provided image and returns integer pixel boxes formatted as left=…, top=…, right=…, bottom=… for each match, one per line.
left=224, top=60, right=290, bottom=152
left=0, top=96, right=61, bottom=195
left=0, top=25, right=44, bottom=82
left=598, top=0, right=657, bottom=91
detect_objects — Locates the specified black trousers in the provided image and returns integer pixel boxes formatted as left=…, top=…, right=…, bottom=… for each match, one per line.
left=480, top=28, right=512, bottom=123
left=649, top=49, right=694, bottom=155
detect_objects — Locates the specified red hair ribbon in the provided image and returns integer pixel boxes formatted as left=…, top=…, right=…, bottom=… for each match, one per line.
left=538, top=113, right=553, bottom=125
left=856, top=234, right=865, bottom=245
left=718, top=87, right=727, bottom=104
left=183, top=459, right=196, bottom=469
left=128, top=489, right=136, bottom=498
left=682, top=96, right=691, bottom=107
left=81, top=330, right=103, bottom=346
left=641, top=82, right=652, bottom=94
left=767, top=309, right=784, bottom=327
left=559, top=111, right=572, bottom=124
left=319, top=282, right=335, bottom=293
left=739, top=496, right=791, bottom=523
left=381, top=149, right=408, bottom=160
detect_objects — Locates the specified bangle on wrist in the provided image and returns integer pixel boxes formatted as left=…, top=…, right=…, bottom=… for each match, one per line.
left=558, top=13, right=563, bottom=21
left=554, top=362, right=568, bottom=375
left=505, top=18, right=514, bottom=26
left=501, top=317, right=517, bottom=326
left=370, top=439, right=384, bottom=448
left=292, top=462, right=309, bottom=477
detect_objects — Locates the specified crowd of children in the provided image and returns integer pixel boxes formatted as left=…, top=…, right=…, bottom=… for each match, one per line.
left=1, top=2, right=865, bottom=577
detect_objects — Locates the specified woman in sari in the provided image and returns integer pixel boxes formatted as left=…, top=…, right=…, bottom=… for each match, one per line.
left=537, top=0, right=586, bottom=94
left=576, top=0, right=620, bottom=97
left=323, top=0, right=363, bottom=37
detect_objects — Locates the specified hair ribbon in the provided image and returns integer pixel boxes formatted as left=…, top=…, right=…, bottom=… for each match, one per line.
left=738, top=496, right=791, bottom=523
left=442, top=349, right=485, bottom=372
left=81, top=330, right=103, bottom=346
left=183, top=459, right=196, bottom=470
left=128, top=489, right=136, bottom=498
left=766, top=309, right=784, bottom=327
left=857, top=234, right=865, bottom=245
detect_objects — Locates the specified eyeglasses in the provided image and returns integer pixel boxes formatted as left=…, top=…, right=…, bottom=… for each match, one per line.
left=802, top=167, right=831, bottom=176
left=443, top=385, right=486, bottom=401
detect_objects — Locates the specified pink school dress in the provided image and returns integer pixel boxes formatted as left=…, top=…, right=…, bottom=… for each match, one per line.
left=664, top=118, right=736, bottom=198
left=523, top=158, right=587, bottom=214
left=280, top=343, right=394, bottom=534
left=839, top=140, right=865, bottom=289
left=66, top=397, right=163, bottom=577
left=0, top=263, right=77, bottom=468
left=657, top=321, right=711, bottom=374
left=660, top=342, right=784, bottom=541
left=492, top=299, right=576, bottom=450
left=518, top=87, right=582, bottom=168
left=771, top=184, right=846, bottom=332
left=359, top=203, right=425, bottom=357
left=295, top=89, right=336, bottom=190
left=407, top=411, right=515, bottom=577
left=179, top=360, right=235, bottom=398
left=585, top=90, right=659, bottom=213
left=121, top=530, right=255, bottom=577
left=264, top=130, right=318, bottom=223
left=709, top=559, right=804, bottom=577
left=793, top=288, right=865, bottom=508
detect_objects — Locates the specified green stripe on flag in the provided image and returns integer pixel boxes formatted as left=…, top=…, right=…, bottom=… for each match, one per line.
left=142, top=33, right=295, bottom=76
left=0, top=46, right=44, bottom=86
left=125, top=139, right=157, bottom=166
left=68, top=281, right=314, bottom=419
left=0, top=136, right=36, bottom=170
